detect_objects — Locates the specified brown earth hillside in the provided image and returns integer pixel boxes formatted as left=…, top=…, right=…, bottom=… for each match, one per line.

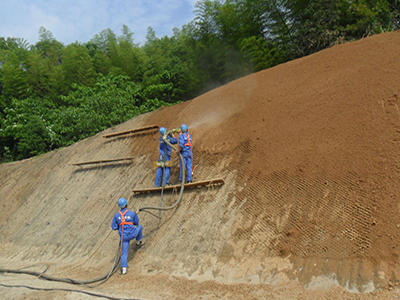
left=1, top=31, right=400, bottom=300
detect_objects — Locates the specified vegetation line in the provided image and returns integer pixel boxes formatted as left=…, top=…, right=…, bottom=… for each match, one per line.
left=1, top=0, right=399, bottom=162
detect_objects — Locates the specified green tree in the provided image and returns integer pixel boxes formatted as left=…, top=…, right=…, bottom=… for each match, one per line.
left=16, top=114, right=51, bottom=159
left=240, top=36, right=286, bottom=71
left=61, top=43, right=97, bottom=90
left=0, top=50, right=30, bottom=100
left=33, top=27, right=66, bottom=100
left=291, top=0, right=346, bottom=55
left=0, top=97, right=56, bottom=160
left=112, top=26, right=145, bottom=81
left=86, top=42, right=112, bottom=75
left=89, top=28, right=117, bottom=53
left=343, top=0, right=394, bottom=37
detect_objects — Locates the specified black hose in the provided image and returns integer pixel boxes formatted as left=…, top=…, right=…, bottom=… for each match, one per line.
left=159, top=137, right=168, bottom=218
left=0, top=283, right=141, bottom=300
left=0, top=242, right=121, bottom=288
left=0, top=131, right=185, bottom=294
left=139, top=134, right=186, bottom=213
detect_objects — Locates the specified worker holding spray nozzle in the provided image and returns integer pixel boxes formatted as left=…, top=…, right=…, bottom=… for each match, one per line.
left=178, top=124, right=193, bottom=183
left=111, top=197, right=144, bottom=275
left=154, top=127, right=177, bottom=187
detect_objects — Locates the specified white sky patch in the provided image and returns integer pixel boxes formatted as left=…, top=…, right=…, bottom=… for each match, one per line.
left=0, top=0, right=197, bottom=46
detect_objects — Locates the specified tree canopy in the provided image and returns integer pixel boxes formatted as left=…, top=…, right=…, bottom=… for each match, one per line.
left=1, top=0, right=399, bottom=162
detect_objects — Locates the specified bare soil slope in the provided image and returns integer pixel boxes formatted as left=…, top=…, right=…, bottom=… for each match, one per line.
left=2, top=31, right=400, bottom=299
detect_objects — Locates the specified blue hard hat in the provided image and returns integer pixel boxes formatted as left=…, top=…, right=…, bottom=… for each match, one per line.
left=159, top=127, right=167, bottom=135
left=118, top=197, right=128, bottom=208
left=181, top=124, right=188, bottom=132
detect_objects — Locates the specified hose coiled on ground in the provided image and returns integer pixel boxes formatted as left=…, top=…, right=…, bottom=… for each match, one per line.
left=0, top=242, right=121, bottom=287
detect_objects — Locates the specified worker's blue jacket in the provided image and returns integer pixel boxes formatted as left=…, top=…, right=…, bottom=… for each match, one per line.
left=111, top=208, right=140, bottom=239
left=159, top=136, right=177, bottom=160
left=179, top=132, right=192, bottom=156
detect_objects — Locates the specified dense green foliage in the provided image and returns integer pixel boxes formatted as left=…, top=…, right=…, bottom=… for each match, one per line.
left=1, top=0, right=399, bottom=162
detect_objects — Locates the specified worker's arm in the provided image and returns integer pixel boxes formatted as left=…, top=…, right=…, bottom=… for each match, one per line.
left=111, top=214, right=119, bottom=230
left=169, top=134, right=177, bottom=144
left=178, top=134, right=184, bottom=153
left=133, top=212, right=139, bottom=226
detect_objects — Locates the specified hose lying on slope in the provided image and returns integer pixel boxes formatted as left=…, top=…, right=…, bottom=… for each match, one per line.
left=0, top=242, right=121, bottom=288
left=0, top=130, right=187, bottom=293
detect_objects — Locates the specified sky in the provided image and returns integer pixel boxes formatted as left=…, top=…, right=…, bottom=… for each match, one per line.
left=0, top=0, right=198, bottom=47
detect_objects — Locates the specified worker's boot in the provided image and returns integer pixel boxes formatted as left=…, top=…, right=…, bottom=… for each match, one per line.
left=121, top=267, right=127, bottom=275
left=136, top=240, right=145, bottom=248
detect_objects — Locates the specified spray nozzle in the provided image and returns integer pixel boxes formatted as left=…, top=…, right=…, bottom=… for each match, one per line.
left=162, top=128, right=181, bottom=141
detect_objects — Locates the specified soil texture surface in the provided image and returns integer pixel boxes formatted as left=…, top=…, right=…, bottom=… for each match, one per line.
left=2, top=31, right=400, bottom=299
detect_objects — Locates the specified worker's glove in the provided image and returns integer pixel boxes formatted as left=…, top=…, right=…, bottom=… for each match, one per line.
left=135, top=209, right=139, bottom=214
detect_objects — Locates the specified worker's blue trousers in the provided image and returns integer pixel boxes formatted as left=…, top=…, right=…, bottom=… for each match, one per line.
left=155, top=167, right=171, bottom=187
left=120, top=225, right=143, bottom=268
left=179, top=154, right=192, bottom=182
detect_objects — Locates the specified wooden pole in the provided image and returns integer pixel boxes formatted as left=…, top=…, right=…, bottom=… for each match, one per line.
left=131, top=178, right=225, bottom=194
left=103, top=125, right=159, bottom=138
left=72, top=157, right=135, bottom=166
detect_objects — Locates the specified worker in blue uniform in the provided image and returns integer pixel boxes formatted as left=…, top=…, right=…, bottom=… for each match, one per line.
left=178, top=124, right=193, bottom=183
left=155, top=127, right=177, bottom=187
left=111, top=197, right=144, bottom=275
